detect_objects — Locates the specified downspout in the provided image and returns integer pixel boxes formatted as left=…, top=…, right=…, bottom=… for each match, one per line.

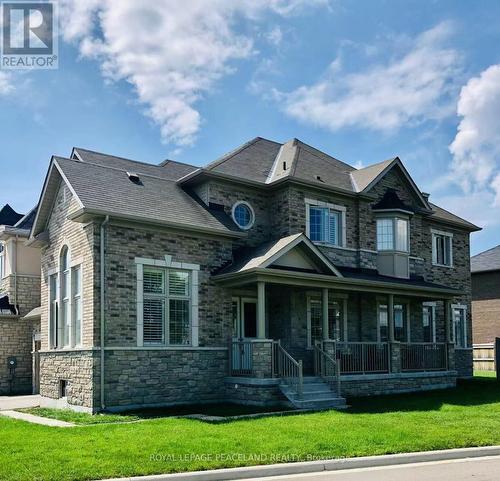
left=14, top=235, right=18, bottom=315
left=100, top=216, right=109, bottom=410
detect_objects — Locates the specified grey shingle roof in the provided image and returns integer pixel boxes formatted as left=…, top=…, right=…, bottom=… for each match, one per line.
left=428, top=203, right=480, bottom=231
left=471, top=245, right=500, bottom=273
left=73, top=148, right=198, bottom=181
left=54, top=157, right=241, bottom=236
left=0, top=204, right=23, bottom=226
left=350, top=159, right=394, bottom=192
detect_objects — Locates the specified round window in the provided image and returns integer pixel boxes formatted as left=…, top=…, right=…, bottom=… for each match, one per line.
left=232, top=202, right=255, bottom=230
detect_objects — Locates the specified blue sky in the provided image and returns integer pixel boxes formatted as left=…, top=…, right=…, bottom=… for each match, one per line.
left=1, top=0, right=500, bottom=255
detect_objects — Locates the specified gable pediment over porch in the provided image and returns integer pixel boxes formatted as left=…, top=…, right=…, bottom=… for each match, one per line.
left=217, top=233, right=342, bottom=277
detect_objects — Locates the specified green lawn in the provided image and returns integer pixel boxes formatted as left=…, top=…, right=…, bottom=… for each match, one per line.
left=2, top=378, right=500, bottom=481
left=474, top=370, right=497, bottom=378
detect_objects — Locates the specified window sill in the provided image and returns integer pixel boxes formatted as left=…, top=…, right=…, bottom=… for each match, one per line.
left=312, top=241, right=346, bottom=249
left=432, top=263, right=454, bottom=269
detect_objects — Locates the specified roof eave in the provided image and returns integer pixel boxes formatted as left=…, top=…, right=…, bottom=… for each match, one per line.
left=214, top=267, right=462, bottom=297
left=67, top=207, right=247, bottom=240
left=0, top=226, right=31, bottom=240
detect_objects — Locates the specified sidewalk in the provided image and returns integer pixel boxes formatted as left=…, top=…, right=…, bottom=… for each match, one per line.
left=98, top=446, right=500, bottom=481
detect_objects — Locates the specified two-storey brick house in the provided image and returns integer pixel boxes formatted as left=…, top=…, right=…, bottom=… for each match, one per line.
left=29, top=138, right=479, bottom=413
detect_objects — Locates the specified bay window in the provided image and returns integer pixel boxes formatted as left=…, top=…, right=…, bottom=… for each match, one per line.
left=376, top=217, right=409, bottom=252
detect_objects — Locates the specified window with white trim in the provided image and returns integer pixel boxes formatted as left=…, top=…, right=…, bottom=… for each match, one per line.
left=306, top=200, right=345, bottom=246
left=452, top=305, right=467, bottom=348
left=376, top=218, right=409, bottom=252
left=72, top=265, right=82, bottom=346
left=143, top=267, right=191, bottom=346
left=307, top=296, right=347, bottom=347
left=422, top=303, right=436, bottom=343
left=48, top=246, right=83, bottom=349
left=0, top=242, right=5, bottom=279
left=377, top=302, right=409, bottom=342
left=432, top=231, right=453, bottom=267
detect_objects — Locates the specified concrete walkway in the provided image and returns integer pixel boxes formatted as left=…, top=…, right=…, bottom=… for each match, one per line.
left=0, top=394, right=40, bottom=411
left=0, top=409, right=75, bottom=427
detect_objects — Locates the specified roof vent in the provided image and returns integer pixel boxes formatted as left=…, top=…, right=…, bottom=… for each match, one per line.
left=127, top=172, right=141, bottom=184
left=315, top=175, right=325, bottom=183
left=283, top=161, right=287, bottom=171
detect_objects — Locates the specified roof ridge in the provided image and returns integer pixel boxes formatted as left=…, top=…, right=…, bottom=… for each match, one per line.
left=55, top=156, right=180, bottom=184
left=293, top=138, right=355, bottom=171
left=204, top=137, right=264, bottom=171
left=73, top=147, right=177, bottom=171
left=159, top=158, right=197, bottom=168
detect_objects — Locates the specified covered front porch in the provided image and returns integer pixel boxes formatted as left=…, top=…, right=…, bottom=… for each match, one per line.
left=216, top=234, right=460, bottom=402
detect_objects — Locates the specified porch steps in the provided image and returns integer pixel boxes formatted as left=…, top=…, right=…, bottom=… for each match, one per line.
left=279, top=376, right=347, bottom=410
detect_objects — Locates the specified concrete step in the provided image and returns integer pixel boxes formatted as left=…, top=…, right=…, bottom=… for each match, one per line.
left=291, top=397, right=347, bottom=410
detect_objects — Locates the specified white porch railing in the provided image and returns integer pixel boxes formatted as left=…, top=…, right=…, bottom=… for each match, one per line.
left=274, top=341, right=303, bottom=399
left=401, top=343, right=447, bottom=372
left=314, top=343, right=341, bottom=396
left=335, top=342, right=390, bottom=374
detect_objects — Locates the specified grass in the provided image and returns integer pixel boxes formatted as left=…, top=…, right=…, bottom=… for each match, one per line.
left=2, top=377, right=500, bottom=481
left=474, top=370, right=497, bottom=378
left=21, top=403, right=289, bottom=425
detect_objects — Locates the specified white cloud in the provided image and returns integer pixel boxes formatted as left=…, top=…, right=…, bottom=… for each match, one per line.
left=278, top=22, right=462, bottom=133
left=0, top=72, right=14, bottom=95
left=266, top=26, right=284, bottom=46
left=449, top=64, right=500, bottom=205
left=58, top=0, right=328, bottom=147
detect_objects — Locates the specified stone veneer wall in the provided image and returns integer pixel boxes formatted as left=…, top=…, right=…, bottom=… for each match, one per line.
left=39, top=350, right=98, bottom=410
left=104, top=349, right=228, bottom=410
left=471, top=270, right=500, bottom=344
left=0, top=274, right=41, bottom=316
left=341, top=372, right=457, bottom=398
left=455, top=349, right=473, bottom=378
left=0, top=316, right=35, bottom=394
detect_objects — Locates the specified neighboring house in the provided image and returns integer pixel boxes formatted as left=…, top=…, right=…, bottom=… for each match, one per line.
left=0, top=204, right=41, bottom=394
left=29, top=138, right=479, bottom=413
left=471, top=245, right=500, bottom=344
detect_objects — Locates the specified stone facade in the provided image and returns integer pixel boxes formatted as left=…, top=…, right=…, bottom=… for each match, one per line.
left=37, top=158, right=475, bottom=411
left=341, top=371, right=457, bottom=398
left=471, top=270, right=500, bottom=344
left=0, top=316, right=37, bottom=394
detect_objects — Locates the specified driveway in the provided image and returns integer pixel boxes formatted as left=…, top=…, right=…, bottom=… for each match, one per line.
left=0, top=395, right=40, bottom=411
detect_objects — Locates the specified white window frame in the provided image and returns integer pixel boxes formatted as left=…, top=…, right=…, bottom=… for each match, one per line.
left=307, top=293, right=348, bottom=347
left=136, top=256, right=200, bottom=348
left=377, top=299, right=410, bottom=342
left=0, top=242, right=5, bottom=279
left=431, top=229, right=453, bottom=268
left=231, top=201, right=255, bottom=231
left=376, top=216, right=410, bottom=253
left=47, top=247, right=84, bottom=350
left=305, top=198, right=347, bottom=247
left=71, top=264, right=83, bottom=347
left=451, top=304, right=468, bottom=348
left=422, top=302, right=436, bottom=343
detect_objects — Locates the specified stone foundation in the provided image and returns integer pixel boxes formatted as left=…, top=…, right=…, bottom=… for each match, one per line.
left=0, top=315, right=35, bottom=394
left=103, top=348, right=228, bottom=411
left=39, top=350, right=98, bottom=410
left=340, top=371, right=457, bottom=398
left=224, top=377, right=288, bottom=406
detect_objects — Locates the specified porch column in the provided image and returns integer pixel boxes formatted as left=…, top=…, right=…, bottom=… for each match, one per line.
left=388, top=294, right=395, bottom=342
left=257, top=281, right=266, bottom=339
left=322, top=288, right=329, bottom=341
